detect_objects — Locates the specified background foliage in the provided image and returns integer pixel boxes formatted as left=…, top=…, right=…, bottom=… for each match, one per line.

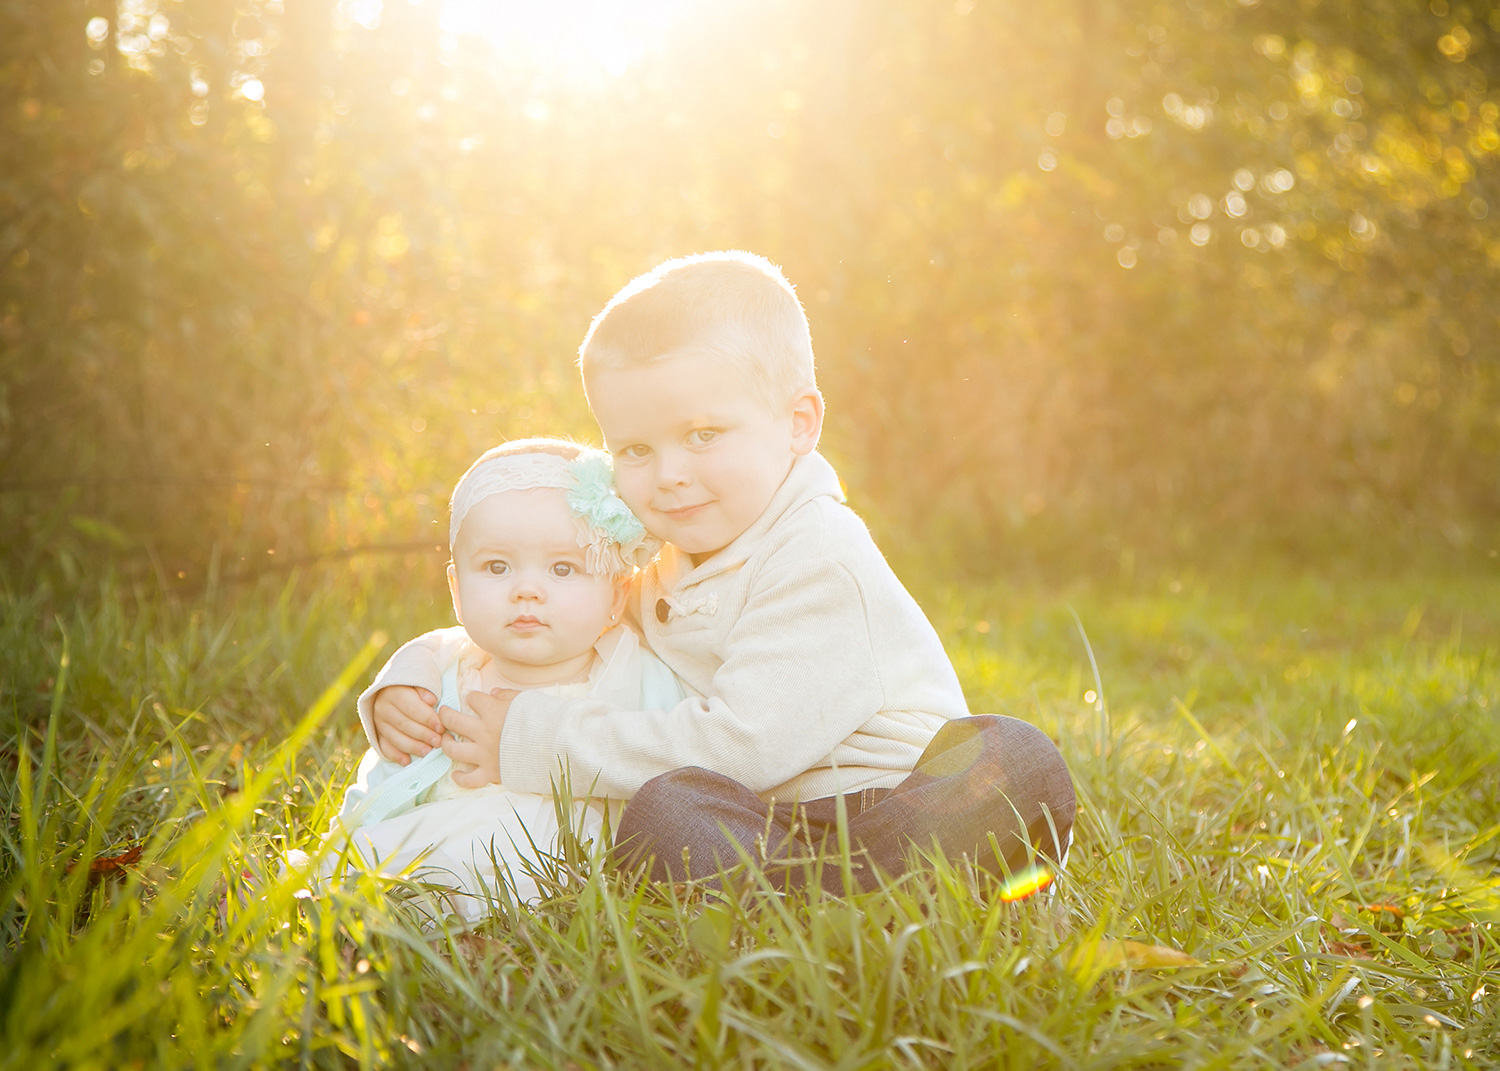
left=3, top=0, right=1500, bottom=584
left=4, top=6, right=1500, bottom=1063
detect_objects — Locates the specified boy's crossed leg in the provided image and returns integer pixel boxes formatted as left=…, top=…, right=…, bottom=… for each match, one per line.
left=610, top=715, right=1075, bottom=895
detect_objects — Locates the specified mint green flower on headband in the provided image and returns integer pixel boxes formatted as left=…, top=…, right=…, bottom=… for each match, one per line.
left=568, top=452, right=646, bottom=549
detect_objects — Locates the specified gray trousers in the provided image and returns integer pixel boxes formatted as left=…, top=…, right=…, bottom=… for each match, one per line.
left=610, top=715, right=1076, bottom=894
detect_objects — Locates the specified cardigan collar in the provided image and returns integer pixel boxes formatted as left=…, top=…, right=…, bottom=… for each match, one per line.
left=653, top=450, right=845, bottom=592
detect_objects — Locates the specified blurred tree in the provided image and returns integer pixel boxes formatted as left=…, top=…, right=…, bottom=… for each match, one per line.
left=2, top=0, right=1496, bottom=586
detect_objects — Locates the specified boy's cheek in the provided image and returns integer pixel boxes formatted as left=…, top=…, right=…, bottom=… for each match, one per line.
left=613, top=476, right=654, bottom=520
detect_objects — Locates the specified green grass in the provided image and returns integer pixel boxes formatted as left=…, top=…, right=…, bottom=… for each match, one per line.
left=2, top=562, right=1498, bottom=1068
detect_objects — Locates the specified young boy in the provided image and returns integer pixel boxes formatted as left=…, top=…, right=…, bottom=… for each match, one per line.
left=368, top=252, right=1075, bottom=892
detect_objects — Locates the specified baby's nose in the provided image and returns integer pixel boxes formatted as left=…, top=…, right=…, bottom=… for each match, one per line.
left=511, top=572, right=546, bottom=598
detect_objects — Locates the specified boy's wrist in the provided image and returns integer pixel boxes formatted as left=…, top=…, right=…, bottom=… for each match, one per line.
left=494, top=688, right=569, bottom=794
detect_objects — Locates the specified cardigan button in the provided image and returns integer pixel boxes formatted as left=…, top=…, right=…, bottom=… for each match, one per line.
left=656, top=598, right=670, bottom=623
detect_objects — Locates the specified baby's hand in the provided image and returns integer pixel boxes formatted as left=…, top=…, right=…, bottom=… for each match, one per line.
left=440, top=688, right=518, bottom=789
left=371, top=685, right=442, bottom=764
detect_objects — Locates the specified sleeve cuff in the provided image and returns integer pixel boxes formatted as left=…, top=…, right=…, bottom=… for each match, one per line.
left=497, top=689, right=572, bottom=793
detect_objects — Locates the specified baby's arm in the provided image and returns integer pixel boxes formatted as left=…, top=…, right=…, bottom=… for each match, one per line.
left=357, top=626, right=467, bottom=763
left=496, top=554, right=887, bottom=798
left=334, top=745, right=400, bottom=825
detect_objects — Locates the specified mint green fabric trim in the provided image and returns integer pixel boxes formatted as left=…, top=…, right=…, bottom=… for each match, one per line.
left=348, top=659, right=460, bottom=826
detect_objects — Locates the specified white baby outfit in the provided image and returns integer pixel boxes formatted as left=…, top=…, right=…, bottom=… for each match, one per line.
left=336, top=625, right=682, bottom=919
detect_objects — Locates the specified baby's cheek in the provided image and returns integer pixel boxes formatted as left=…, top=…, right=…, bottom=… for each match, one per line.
left=562, top=578, right=615, bottom=624
left=581, top=576, right=616, bottom=601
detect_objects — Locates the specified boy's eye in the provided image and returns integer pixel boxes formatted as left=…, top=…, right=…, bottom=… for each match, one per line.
left=688, top=428, right=720, bottom=446
left=551, top=562, right=575, bottom=577
left=486, top=561, right=510, bottom=575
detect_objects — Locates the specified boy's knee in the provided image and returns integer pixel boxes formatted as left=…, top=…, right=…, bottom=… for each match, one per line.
left=612, top=766, right=742, bottom=878
left=619, top=767, right=699, bottom=838
left=624, top=765, right=733, bottom=820
left=929, top=714, right=1077, bottom=861
left=921, top=714, right=1065, bottom=781
left=985, top=715, right=1076, bottom=858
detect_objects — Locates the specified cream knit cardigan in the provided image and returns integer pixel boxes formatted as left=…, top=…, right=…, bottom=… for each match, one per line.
left=358, top=451, right=969, bottom=803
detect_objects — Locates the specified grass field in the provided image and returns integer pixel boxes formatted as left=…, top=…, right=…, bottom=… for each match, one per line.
left=2, top=561, right=1498, bottom=1068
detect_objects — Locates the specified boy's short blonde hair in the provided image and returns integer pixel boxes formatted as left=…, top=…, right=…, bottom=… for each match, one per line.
left=578, top=251, right=817, bottom=413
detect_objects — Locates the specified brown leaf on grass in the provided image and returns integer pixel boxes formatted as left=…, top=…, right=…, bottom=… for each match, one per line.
left=89, top=843, right=143, bottom=874
left=1073, top=939, right=1203, bottom=970
left=456, top=931, right=532, bottom=976
left=68, top=843, right=143, bottom=886
left=457, top=932, right=509, bottom=958
left=1327, top=940, right=1374, bottom=959
left=1360, top=903, right=1406, bottom=932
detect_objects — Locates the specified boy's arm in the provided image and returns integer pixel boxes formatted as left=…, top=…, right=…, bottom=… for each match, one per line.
left=497, top=556, right=886, bottom=799
left=356, top=626, right=467, bottom=750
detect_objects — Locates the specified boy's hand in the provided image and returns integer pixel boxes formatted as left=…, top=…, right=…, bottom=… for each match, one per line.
left=371, top=685, right=442, bottom=764
left=440, top=688, right=517, bottom=789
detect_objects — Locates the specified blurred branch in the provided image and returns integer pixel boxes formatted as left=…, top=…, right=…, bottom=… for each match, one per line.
left=220, top=541, right=447, bottom=585
left=0, top=477, right=349, bottom=495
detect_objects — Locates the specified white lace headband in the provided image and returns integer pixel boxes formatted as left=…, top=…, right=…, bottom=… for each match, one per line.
left=449, top=448, right=657, bottom=576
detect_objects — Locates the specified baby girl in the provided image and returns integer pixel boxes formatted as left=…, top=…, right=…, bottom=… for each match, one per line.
left=329, top=437, right=681, bottom=918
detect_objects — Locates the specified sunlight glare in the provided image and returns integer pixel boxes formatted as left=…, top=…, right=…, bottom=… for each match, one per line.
left=998, top=864, right=1055, bottom=903
left=440, top=0, right=694, bottom=82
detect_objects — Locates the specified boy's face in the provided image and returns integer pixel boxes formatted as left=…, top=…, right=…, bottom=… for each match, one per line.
left=588, top=352, right=822, bottom=563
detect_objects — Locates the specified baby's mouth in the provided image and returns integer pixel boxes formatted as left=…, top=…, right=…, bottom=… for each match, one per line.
left=508, top=616, right=546, bottom=631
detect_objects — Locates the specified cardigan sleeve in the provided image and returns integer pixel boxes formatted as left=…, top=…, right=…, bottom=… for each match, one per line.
left=354, top=626, right=468, bottom=750
left=497, top=555, right=885, bottom=798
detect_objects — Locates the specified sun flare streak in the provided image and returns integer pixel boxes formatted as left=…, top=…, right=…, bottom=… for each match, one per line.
left=998, top=864, right=1055, bottom=903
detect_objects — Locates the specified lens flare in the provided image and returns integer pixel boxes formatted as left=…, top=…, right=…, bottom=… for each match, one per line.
left=998, top=864, right=1054, bottom=902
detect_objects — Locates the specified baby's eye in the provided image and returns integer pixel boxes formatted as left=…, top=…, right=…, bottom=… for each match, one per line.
left=688, top=428, right=720, bottom=446
left=486, top=561, right=510, bottom=575
left=551, top=562, right=576, bottom=577
left=615, top=444, right=651, bottom=461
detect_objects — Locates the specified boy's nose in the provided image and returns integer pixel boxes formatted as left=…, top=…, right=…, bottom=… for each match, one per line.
left=654, top=452, right=691, bottom=488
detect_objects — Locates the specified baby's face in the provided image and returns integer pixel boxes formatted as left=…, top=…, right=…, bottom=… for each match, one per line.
left=448, top=487, right=625, bottom=679
left=589, top=352, right=820, bottom=563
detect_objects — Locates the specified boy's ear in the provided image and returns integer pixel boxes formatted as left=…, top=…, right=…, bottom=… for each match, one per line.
left=789, top=389, right=824, bottom=456
left=447, top=563, right=464, bottom=624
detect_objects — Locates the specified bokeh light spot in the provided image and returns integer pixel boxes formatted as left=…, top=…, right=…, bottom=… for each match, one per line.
left=998, top=865, right=1054, bottom=902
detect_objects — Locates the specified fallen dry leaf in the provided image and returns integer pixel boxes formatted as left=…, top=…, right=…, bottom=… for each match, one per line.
left=1073, top=939, right=1203, bottom=970
left=1360, top=903, right=1406, bottom=932
left=68, top=843, right=144, bottom=886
